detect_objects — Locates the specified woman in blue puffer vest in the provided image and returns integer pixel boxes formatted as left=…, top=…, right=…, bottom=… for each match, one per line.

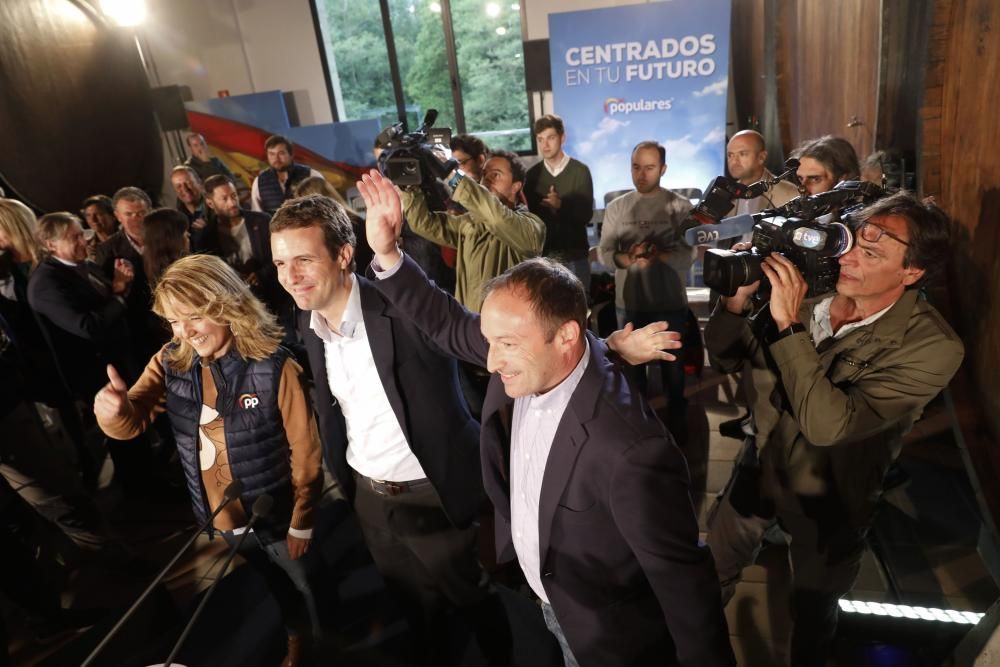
left=94, top=253, right=322, bottom=667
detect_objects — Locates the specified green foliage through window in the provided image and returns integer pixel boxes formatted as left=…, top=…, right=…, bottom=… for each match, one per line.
left=315, top=0, right=530, bottom=152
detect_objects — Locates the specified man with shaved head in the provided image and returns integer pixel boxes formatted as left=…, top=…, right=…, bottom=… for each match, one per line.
left=725, top=130, right=799, bottom=243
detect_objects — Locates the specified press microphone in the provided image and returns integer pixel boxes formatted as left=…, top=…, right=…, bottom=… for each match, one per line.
left=81, top=480, right=245, bottom=667
left=162, top=494, right=274, bottom=667
left=684, top=213, right=756, bottom=245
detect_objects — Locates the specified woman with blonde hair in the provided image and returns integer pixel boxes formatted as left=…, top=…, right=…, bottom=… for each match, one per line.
left=0, top=198, right=43, bottom=273
left=93, top=254, right=323, bottom=665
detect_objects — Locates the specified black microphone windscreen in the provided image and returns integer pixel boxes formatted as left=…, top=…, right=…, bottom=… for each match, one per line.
left=422, top=109, right=438, bottom=129
left=222, top=479, right=244, bottom=502
left=784, top=157, right=800, bottom=170
left=251, top=494, right=274, bottom=518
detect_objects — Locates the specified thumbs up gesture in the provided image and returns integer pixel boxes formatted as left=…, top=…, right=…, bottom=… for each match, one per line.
left=542, top=184, right=561, bottom=211
left=93, top=364, right=130, bottom=420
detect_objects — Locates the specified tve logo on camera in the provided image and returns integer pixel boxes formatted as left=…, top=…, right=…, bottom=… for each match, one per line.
left=604, top=97, right=674, bottom=116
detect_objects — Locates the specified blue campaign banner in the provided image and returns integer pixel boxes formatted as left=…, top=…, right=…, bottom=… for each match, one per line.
left=548, top=0, right=731, bottom=204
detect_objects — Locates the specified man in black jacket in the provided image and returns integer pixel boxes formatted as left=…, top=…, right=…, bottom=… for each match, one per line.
left=270, top=195, right=508, bottom=667
left=94, top=186, right=163, bottom=362
left=202, top=175, right=287, bottom=319
left=359, top=170, right=734, bottom=667
left=29, top=212, right=153, bottom=497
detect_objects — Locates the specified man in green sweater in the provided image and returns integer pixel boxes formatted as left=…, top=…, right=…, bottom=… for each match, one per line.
left=524, top=114, right=595, bottom=291
left=401, top=149, right=545, bottom=312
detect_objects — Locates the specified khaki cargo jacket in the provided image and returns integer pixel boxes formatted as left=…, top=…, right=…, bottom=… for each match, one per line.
left=704, top=289, right=964, bottom=529
left=402, top=176, right=545, bottom=312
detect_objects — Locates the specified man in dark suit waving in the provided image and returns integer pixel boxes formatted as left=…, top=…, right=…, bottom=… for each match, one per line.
left=358, top=170, right=734, bottom=667
left=269, top=195, right=507, bottom=667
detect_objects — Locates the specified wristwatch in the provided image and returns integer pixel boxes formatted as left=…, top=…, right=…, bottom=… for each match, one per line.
left=772, top=321, right=807, bottom=342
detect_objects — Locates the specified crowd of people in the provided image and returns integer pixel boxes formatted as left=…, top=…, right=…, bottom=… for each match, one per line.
left=0, top=118, right=964, bottom=667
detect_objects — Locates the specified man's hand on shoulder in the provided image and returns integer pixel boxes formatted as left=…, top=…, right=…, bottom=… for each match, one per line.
left=357, top=169, right=403, bottom=269
left=607, top=321, right=682, bottom=365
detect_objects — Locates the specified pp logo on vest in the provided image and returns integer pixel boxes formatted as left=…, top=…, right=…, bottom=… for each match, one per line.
left=239, top=393, right=260, bottom=410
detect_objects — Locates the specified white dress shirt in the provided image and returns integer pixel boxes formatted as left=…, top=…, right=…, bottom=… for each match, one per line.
left=223, top=218, right=254, bottom=266
left=510, top=340, right=590, bottom=603
left=309, top=277, right=426, bottom=482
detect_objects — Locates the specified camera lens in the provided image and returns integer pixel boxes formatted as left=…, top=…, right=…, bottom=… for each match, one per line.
left=703, top=249, right=764, bottom=296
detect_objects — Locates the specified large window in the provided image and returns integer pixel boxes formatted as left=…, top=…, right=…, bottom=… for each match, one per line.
left=314, top=0, right=531, bottom=152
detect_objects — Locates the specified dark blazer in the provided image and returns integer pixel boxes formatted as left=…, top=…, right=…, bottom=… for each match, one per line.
left=0, top=264, right=72, bottom=413
left=298, top=275, right=483, bottom=529
left=192, top=210, right=286, bottom=314
left=373, top=255, right=734, bottom=667
left=26, top=256, right=134, bottom=398
left=93, top=230, right=163, bottom=361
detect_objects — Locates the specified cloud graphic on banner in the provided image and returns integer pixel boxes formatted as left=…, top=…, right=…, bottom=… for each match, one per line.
left=703, top=126, right=726, bottom=144
left=663, top=134, right=701, bottom=161
left=693, top=77, right=728, bottom=97
left=663, top=126, right=726, bottom=160
left=577, top=116, right=630, bottom=156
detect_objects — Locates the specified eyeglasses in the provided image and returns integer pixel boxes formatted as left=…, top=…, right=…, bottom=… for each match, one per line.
left=857, top=220, right=910, bottom=246
left=457, top=157, right=475, bottom=167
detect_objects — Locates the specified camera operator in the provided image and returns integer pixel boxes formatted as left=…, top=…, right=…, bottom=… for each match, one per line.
left=401, top=149, right=545, bottom=313
left=791, top=135, right=860, bottom=196
left=373, top=137, right=456, bottom=294
left=450, top=134, right=488, bottom=183
left=703, top=191, right=964, bottom=666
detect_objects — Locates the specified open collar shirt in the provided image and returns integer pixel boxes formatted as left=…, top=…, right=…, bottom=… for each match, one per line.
left=510, top=340, right=590, bottom=603
left=309, top=277, right=426, bottom=482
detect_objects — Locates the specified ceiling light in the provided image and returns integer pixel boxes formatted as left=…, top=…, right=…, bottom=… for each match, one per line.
left=100, top=0, right=146, bottom=26
left=486, top=2, right=501, bottom=18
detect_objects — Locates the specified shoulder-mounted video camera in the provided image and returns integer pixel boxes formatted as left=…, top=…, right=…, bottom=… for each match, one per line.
left=692, top=163, right=889, bottom=299
left=376, top=109, right=457, bottom=189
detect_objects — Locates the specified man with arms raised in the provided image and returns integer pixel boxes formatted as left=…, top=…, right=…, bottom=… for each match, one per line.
left=359, top=170, right=733, bottom=667
left=402, top=148, right=545, bottom=312
left=269, top=195, right=509, bottom=666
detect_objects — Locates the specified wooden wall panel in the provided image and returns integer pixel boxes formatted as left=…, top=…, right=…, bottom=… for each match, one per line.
left=921, top=0, right=1000, bottom=528
left=730, top=0, right=767, bottom=130
left=0, top=0, right=163, bottom=211
left=876, top=0, right=931, bottom=156
left=774, top=0, right=881, bottom=160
